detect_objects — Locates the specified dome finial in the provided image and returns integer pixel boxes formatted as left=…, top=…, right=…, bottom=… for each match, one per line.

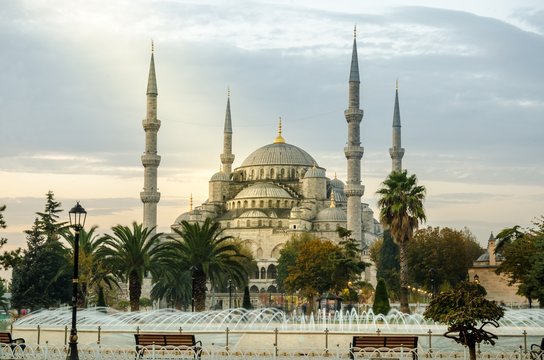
left=334, top=172, right=337, bottom=179
left=330, top=190, right=336, bottom=208
left=274, top=117, right=285, bottom=144
left=151, top=40, right=154, bottom=53
left=227, top=86, right=230, bottom=98
left=189, top=193, right=193, bottom=211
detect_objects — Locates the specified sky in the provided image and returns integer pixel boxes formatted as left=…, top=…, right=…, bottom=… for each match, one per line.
left=1, top=0, right=543, bottom=259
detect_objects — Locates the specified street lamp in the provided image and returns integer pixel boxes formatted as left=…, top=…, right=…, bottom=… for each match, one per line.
left=67, top=202, right=86, bottom=360
left=228, top=279, right=232, bottom=308
left=474, top=274, right=480, bottom=284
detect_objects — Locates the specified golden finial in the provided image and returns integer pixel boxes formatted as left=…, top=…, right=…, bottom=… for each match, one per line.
left=354, top=25, right=357, bottom=39
left=334, top=172, right=337, bottom=179
left=273, top=117, right=285, bottom=144
left=189, top=193, right=193, bottom=211
left=330, top=190, right=336, bottom=208
left=151, top=40, right=154, bottom=53
left=227, top=86, right=230, bottom=98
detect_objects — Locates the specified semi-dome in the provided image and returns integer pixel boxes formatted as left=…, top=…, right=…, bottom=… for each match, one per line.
left=239, top=210, right=268, bottom=218
left=316, top=207, right=347, bottom=222
left=239, top=142, right=317, bottom=168
left=210, top=171, right=230, bottom=181
left=235, top=182, right=293, bottom=199
left=304, top=166, right=326, bottom=178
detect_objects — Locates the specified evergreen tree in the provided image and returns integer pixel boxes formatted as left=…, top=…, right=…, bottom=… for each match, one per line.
left=242, top=286, right=253, bottom=310
left=377, top=230, right=400, bottom=299
left=373, top=278, right=391, bottom=315
left=0, top=205, right=7, bottom=248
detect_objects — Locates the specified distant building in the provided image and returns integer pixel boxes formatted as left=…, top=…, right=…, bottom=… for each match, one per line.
left=469, top=233, right=528, bottom=306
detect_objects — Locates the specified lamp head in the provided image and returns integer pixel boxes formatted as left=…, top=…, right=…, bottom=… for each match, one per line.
left=69, top=202, right=87, bottom=229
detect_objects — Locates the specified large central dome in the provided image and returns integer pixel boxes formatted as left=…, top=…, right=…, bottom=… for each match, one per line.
left=239, top=142, right=317, bottom=168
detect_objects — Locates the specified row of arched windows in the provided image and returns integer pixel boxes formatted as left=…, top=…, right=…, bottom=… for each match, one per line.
left=227, top=199, right=296, bottom=210
left=249, top=285, right=277, bottom=293
left=226, top=220, right=284, bottom=228
left=249, top=264, right=277, bottom=279
left=236, top=167, right=308, bottom=182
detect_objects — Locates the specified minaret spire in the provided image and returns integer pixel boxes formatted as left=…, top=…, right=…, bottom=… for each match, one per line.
left=344, top=30, right=365, bottom=245
left=220, top=88, right=235, bottom=175
left=140, top=46, right=161, bottom=234
left=389, top=80, right=405, bottom=172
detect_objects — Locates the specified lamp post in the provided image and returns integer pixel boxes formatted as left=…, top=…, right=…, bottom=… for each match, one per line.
left=67, top=202, right=86, bottom=360
left=228, top=279, right=232, bottom=308
left=474, top=274, right=480, bottom=284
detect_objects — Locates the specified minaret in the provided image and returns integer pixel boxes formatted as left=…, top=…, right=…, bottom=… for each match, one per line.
left=220, top=89, right=235, bottom=176
left=140, top=43, right=161, bottom=233
left=389, top=80, right=405, bottom=172
left=344, top=27, right=365, bottom=244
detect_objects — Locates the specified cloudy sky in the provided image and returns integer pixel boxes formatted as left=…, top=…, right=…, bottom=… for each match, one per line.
left=1, top=0, right=543, bottom=257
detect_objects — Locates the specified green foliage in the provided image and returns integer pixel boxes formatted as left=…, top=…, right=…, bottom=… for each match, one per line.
left=409, top=227, right=483, bottom=289
left=150, top=262, right=191, bottom=310
left=423, top=281, right=504, bottom=360
left=496, top=217, right=544, bottom=307
left=242, top=286, right=253, bottom=310
left=0, top=205, right=7, bottom=248
left=10, top=193, right=72, bottom=310
left=276, top=233, right=312, bottom=292
left=376, top=170, right=426, bottom=313
left=0, top=279, right=9, bottom=312
left=372, top=278, right=391, bottom=315
left=139, top=297, right=152, bottom=310
left=283, top=235, right=364, bottom=300
left=371, top=230, right=400, bottom=300
left=98, top=222, right=164, bottom=311
left=166, top=218, right=251, bottom=311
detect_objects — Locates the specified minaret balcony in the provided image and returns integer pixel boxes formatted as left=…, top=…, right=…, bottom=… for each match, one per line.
left=141, top=154, right=161, bottom=167
left=142, top=119, right=161, bottom=131
left=344, top=109, right=363, bottom=122
left=344, top=184, right=365, bottom=197
left=220, top=153, right=235, bottom=163
left=344, top=145, right=364, bottom=159
left=388, top=147, right=405, bottom=157
left=140, top=191, right=161, bottom=203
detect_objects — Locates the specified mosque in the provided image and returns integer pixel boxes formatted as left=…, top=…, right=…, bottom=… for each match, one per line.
left=139, top=33, right=406, bottom=302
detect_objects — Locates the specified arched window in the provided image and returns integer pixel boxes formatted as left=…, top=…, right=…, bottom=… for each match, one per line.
left=280, top=168, right=285, bottom=179
left=243, top=200, right=248, bottom=208
left=278, top=221, right=283, bottom=228
left=267, top=264, right=277, bottom=279
left=257, top=247, right=263, bottom=258
left=237, top=201, right=241, bottom=208
left=325, top=223, right=330, bottom=230
left=259, top=200, right=264, bottom=208
left=276, top=200, right=281, bottom=208
left=270, top=168, right=275, bottom=178
left=269, top=220, right=272, bottom=227
left=250, top=285, right=259, bottom=293
left=260, top=169, right=264, bottom=178
left=267, top=285, right=277, bottom=293
left=258, top=220, right=262, bottom=227
left=246, top=220, right=251, bottom=227
left=260, top=267, right=266, bottom=279
left=250, top=169, right=254, bottom=179
left=251, top=200, right=256, bottom=208
left=268, top=200, right=272, bottom=208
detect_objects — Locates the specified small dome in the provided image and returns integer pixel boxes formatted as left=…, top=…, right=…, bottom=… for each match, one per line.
left=304, top=166, right=326, bottom=178
left=330, top=177, right=345, bottom=189
left=235, top=183, right=293, bottom=199
left=239, top=210, right=268, bottom=218
left=210, top=171, right=230, bottom=181
left=331, top=188, right=346, bottom=203
left=316, top=207, right=347, bottom=222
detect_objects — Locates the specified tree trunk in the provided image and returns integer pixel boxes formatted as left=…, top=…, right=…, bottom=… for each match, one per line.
left=194, top=270, right=207, bottom=312
left=399, top=241, right=410, bottom=314
left=468, top=344, right=477, bottom=360
left=129, top=271, right=141, bottom=311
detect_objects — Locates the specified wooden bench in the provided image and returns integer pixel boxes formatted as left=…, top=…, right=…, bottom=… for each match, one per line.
left=0, top=332, right=26, bottom=352
left=134, top=333, right=202, bottom=359
left=350, top=335, right=418, bottom=360
left=530, top=338, right=543, bottom=360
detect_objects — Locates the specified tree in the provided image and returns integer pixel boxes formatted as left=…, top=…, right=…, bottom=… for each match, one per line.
left=167, top=218, right=250, bottom=311
left=496, top=218, right=544, bottom=307
left=373, top=278, right=391, bottom=315
left=276, top=233, right=312, bottom=292
left=408, top=227, right=483, bottom=290
left=242, top=286, right=253, bottom=310
left=0, top=205, right=7, bottom=248
left=10, top=192, right=72, bottom=311
left=376, top=170, right=426, bottom=313
left=150, top=261, right=191, bottom=310
left=370, top=231, right=400, bottom=300
left=63, top=226, right=118, bottom=307
left=424, top=281, right=504, bottom=360
left=98, top=222, right=164, bottom=311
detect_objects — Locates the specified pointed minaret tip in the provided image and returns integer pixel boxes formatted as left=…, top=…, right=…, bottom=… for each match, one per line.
left=189, top=193, right=193, bottom=212
left=146, top=44, right=158, bottom=95
left=227, top=86, right=230, bottom=98
left=274, top=117, right=286, bottom=144
left=349, top=30, right=360, bottom=83
left=393, top=80, right=401, bottom=127
left=224, top=90, right=232, bottom=133
left=354, top=25, right=357, bottom=39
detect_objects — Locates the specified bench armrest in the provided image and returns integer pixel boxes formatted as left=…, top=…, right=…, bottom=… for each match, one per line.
left=194, top=340, right=202, bottom=347
left=531, top=344, right=542, bottom=352
left=12, top=338, right=25, bottom=344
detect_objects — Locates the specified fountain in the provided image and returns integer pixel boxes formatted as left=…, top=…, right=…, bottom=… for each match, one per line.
left=11, top=307, right=544, bottom=351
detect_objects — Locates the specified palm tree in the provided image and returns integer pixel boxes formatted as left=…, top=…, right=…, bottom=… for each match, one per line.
left=376, top=170, right=426, bottom=313
left=98, top=222, right=163, bottom=311
left=167, top=218, right=251, bottom=311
